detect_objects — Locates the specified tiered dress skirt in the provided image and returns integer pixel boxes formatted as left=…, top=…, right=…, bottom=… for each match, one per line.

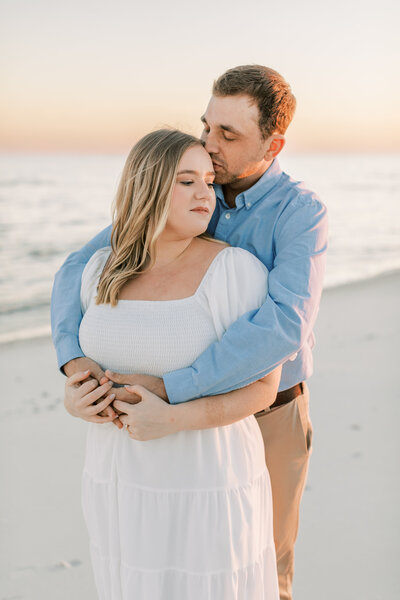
left=82, top=415, right=278, bottom=599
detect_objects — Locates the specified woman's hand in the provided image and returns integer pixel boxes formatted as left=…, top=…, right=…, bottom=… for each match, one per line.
left=114, top=385, right=178, bottom=441
left=64, top=370, right=117, bottom=424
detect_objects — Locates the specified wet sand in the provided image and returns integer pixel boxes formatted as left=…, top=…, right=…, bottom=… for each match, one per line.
left=1, top=271, right=399, bottom=599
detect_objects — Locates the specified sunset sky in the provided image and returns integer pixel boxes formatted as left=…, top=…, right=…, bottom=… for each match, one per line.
left=1, top=0, right=399, bottom=153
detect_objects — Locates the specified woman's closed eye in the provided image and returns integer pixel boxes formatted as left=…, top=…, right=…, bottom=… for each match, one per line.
left=180, top=180, right=214, bottom=188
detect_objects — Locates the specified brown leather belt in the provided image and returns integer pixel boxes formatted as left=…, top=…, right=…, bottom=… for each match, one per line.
left=255, top=382, right=304, bottom=417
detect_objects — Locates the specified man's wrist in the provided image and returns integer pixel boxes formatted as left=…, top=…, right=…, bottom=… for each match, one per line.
left=63, top=357, right=89, bottom=378
left=158, top=379, right=168, bottom=403
left=146, top=376, right=168, bottom=402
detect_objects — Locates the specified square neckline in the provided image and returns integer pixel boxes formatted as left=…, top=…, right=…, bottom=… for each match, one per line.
left=115, top=246, right=232, bottom=304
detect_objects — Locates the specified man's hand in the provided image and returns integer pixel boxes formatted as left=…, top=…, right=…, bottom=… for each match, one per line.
left=114, top=385, right=177, bottom=441
left=63, top=356, right=106, bottom=382
left=105, top=371, right=169, bottom=402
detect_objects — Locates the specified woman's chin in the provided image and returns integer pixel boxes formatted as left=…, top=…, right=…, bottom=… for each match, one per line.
left=177, top=223, right=211, bottom=239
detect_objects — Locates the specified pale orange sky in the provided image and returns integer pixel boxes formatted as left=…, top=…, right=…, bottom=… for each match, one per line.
left=1, top=0, right=399, bottom=153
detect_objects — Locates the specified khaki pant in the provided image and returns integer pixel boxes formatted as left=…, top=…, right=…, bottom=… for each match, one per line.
left=255, top=384, right=312, bottom=600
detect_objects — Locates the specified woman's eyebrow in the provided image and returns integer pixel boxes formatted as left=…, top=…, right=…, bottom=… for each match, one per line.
left=177, top=170, right=215, bottom=176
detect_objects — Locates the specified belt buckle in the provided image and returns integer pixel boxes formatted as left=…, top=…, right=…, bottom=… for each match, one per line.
left=254, top=407, right=270, bottom=418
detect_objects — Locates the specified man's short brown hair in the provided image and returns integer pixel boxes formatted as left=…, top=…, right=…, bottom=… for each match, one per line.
left=212, top=65, right=296, bottom=139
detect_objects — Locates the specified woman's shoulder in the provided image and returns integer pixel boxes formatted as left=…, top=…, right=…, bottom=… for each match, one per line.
left=82, top=247, right=112, bottom=280
left=80, top=247, right=112, bottom=311
left=199, top=243, right=268, bottom=302
left=193, top=236, right=229, bottom=259
left=197, top=244, right=269, bottom=338
left=194, top=237, right=266, bottom=272
left=208, top=244, right=268, bottom=279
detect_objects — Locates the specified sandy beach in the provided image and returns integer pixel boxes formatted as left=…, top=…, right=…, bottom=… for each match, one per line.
left=1, top=271, right=399, bottom=600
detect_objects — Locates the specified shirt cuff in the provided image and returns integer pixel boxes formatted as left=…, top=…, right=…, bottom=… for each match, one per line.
left=55, top=335, right=85, bottom=374
left=163, top=367, right=200, bottom=405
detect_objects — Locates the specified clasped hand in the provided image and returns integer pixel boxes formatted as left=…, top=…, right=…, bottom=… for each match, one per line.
left=64, top=370, right=117, bottom=424
left=115, top=385, right=178, bottom=441
left=64, top=365, right=175, bottom=440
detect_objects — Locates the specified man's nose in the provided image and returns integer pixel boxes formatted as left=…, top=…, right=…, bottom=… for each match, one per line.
left=202, top=131, right=219, bottom=155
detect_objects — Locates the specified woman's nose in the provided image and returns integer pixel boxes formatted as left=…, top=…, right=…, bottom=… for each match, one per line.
left=194, top=181, right=212, bottom=199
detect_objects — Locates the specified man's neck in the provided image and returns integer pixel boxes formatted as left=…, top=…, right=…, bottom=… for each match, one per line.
left=222, top=160, right=273, bottom=208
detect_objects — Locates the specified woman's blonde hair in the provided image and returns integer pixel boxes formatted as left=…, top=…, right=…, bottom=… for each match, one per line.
left=96, top=129, right=203, bottom=306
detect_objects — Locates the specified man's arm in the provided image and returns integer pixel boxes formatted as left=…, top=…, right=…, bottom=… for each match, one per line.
left=163, top=196, right=328, bottom=404
left=51, top=225, right=112, bottom=372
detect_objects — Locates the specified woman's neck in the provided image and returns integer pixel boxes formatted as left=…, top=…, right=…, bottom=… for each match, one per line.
left=153, top=236, right=194, bottom=269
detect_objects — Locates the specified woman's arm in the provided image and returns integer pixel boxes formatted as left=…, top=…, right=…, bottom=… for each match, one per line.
left=172, top=366, right=281, bottom=430
left=113, top=366, right=281, bottom=441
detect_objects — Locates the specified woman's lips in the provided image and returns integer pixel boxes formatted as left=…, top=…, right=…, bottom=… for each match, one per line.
left=191, top=207, right=210, bottom=215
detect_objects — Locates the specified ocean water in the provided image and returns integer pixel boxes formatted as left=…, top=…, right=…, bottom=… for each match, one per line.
left=0, top=152, right=399, bottom=344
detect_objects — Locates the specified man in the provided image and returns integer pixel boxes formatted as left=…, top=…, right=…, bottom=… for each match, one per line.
left=51, top=65, right=328, bottom=600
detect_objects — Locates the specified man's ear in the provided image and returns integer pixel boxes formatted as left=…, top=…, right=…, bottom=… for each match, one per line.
left=264, top=134, right=285, bottom=161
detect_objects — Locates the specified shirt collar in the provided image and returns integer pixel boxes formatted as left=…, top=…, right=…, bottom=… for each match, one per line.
left=214, top=159, right=283, bottom=210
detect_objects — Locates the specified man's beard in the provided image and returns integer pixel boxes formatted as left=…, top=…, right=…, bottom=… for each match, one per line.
left=214, top=169, right=241, bottom=186
left=210, top=155, right=243, bottom=186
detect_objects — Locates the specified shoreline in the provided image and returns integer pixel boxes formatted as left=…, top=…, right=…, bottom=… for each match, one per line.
left=2, top=265, right=400, bottom=349
left=1, top=269, right=399, bottom=599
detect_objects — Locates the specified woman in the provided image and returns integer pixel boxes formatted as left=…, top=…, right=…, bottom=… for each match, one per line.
left=64, top=129, right=281, bottom=599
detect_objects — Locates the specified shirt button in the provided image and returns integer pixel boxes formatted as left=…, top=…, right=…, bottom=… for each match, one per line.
left=246, top=202, right=252, bottom=208
left=225, top=213, right=231, bottom=220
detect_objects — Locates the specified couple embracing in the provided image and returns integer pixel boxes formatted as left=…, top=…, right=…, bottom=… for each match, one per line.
left=51, top=65, right=328, bottom=600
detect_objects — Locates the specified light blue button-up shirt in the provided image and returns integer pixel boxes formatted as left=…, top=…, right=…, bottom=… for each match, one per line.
left=51, top=159, right=328, bottom=404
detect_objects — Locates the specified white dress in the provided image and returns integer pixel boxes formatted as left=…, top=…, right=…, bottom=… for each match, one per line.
left=79, top=246, right=279, bottom=600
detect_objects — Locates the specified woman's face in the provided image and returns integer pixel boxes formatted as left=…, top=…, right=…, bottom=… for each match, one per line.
left=164, top=145, right=216, bottom=240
